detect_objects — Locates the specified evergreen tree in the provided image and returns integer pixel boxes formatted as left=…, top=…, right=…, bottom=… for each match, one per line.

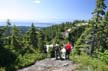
left=92, top=0, right=106, bottom=23
left=10, top=24, right=21, bottom=52
left=100, top=10, right=108, bottom=51
left=0, top=25, right=17, bottom=69
left=0, top=28, right=4, bottom=48
left=91, top=0, right=107, bottom=53
left=3, top=19, right=11, bottom=31
left=3, top=19, right=11, bottom=45
left=37, top=30, right=46, bottom=52
left=25, top=23, right=38, bottom=48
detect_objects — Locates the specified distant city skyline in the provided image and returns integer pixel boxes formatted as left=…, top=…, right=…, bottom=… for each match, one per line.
left=0, top=0, right=107, bottom=23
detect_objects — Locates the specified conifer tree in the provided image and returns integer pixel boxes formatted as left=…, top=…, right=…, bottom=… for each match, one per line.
left=92, top=0, right=106, bottom=23
left=91, top=0, right=107, bottom=52
left=25, top=23, right=38, bottom=48
left=100, top=10, right=108, bottom=51
left=0, top=28, right=4, bottom=47
left=10, top=24, right=21, bottom=51
left=0, top=25, right=17, bottom=68
left=3, top=19, right=11, bottom=45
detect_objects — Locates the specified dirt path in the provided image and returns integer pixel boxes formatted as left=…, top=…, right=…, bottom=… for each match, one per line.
left=17, top=58, right=78, bottom=71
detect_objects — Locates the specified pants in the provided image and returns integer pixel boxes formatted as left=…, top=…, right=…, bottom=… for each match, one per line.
left=55, top=50, right=61, bottom=59
left=66, top=51, right=70, bottom=59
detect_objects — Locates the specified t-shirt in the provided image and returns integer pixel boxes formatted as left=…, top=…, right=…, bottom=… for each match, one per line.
left=65, top=42, right=72, bottom=52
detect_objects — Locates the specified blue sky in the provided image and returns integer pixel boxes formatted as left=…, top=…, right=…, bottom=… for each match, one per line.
left=0, top=0, right=107, bottom=23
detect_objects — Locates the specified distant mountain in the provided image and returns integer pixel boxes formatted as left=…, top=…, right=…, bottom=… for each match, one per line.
left=0, top=26, right=42, bottom=34
left=0, top=21, right=61, bottom=34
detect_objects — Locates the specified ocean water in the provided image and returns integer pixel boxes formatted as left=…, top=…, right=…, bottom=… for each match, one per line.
left=0, top=21, right=55, bottom=27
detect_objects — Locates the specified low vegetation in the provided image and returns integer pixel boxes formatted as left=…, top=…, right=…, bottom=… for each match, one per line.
left=70, top=53, right=108, bottom=71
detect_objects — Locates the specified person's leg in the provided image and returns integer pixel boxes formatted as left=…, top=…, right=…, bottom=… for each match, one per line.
left=66, top=51, right=68, bottom=59
left=58, top=50, right=61, bottom=59
left=67, top=51, right=70, bottom=59
left=56, top=50, right=59, bottom=60
left=66, top=51, right=70, bottom=59
left=63, top=50, right=66, bottom=60
left=55, top=50, right=57, bottom=59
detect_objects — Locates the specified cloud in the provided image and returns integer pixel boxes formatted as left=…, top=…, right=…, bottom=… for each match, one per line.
left=34, top=0, right=40, bottom=4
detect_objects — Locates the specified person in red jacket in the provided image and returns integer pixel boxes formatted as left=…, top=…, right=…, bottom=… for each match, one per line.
left=65, top=41, right=72, bottom=59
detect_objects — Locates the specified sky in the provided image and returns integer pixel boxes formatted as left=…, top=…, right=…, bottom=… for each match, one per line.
left=0, top=0, right=107, bottom=23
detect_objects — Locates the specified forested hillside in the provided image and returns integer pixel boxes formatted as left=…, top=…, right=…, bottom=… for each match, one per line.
left=0, top=0, right=108, bottom=71
left=0, top=22, right=46, bottom=71
left=0, top=19, right=87, bottom=71
left=41, top=20, right=87, bottom=45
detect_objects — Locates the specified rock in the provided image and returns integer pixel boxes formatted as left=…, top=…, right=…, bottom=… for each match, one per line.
left=17, top=58, right=77, bottom=71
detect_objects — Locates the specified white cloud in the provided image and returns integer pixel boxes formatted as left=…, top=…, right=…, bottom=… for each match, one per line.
left=34, top=0, right=40, bottom=4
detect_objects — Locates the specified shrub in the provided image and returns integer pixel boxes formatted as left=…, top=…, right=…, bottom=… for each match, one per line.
left=70, top=54, right=108, bottom=71
left=0, top=67, right=5, bottom=71
left=6, top=49, right=46, bottom=71
left=14, top=51, right=46, bottom=70
left=97, top=50, right=108, bottom=64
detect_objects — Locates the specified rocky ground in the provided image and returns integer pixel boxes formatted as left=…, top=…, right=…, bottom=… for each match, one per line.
left=17, top=58, right=78, bottom=71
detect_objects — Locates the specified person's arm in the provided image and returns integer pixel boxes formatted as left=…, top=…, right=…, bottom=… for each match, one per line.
left=71, top=44, right=73, bottom=49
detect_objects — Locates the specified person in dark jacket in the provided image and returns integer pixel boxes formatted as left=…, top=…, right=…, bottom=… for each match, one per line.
left=54, top=43, right=61, bottom=60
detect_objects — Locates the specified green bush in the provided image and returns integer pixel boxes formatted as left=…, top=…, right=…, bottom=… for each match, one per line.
left=70, top=54, right=108, bottom=71
left=13, top=51, right=46, bottom=70
left=97, top=50, right=108, bottom=64
left=5, top=49, right=46, bottom=71
left=0, top=67, right=5, bottom=71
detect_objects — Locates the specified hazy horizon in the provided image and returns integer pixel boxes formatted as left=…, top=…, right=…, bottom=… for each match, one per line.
left=0, top=21, right=60, bottom=27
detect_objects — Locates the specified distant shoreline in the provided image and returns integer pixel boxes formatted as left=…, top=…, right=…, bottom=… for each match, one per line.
left=0, top=21, right=54, bottom=27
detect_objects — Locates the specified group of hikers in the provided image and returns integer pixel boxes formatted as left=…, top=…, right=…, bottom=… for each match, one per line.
left=43, top=28, right=73, bottom=60
left=44, top=41, right=73, bottom=60
left=54, top=41, right=73, bottom=60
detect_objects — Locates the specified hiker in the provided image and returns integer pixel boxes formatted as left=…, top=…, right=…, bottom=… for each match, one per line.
left=43, top=45, right=47, bottom=53
left=44, top=44, right=54, bottom=53
left=65, top=41, right=72, bottom=59
left=54, top=43, right=61, bottom=60
left=60, top=44, right=66, bottom=60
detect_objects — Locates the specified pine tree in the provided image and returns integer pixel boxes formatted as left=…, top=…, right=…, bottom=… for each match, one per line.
left=10, top=24, right=21, bottom=51
left=3, top=19, right=11, bottom=31
left=25, top=23, right=38, bottom=48
left=0, top=25, right=17, bottom=68
left=100, top=10, right=108, bottom=51
left=3, top=19, right=11, bottom=45
left=0, top=28, right=4, bottom=47
left=37, top=30, right=46, bottom=52
left=92, top=0, right=106, bottom=23
left=91, top=0, right=107, bottom=53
